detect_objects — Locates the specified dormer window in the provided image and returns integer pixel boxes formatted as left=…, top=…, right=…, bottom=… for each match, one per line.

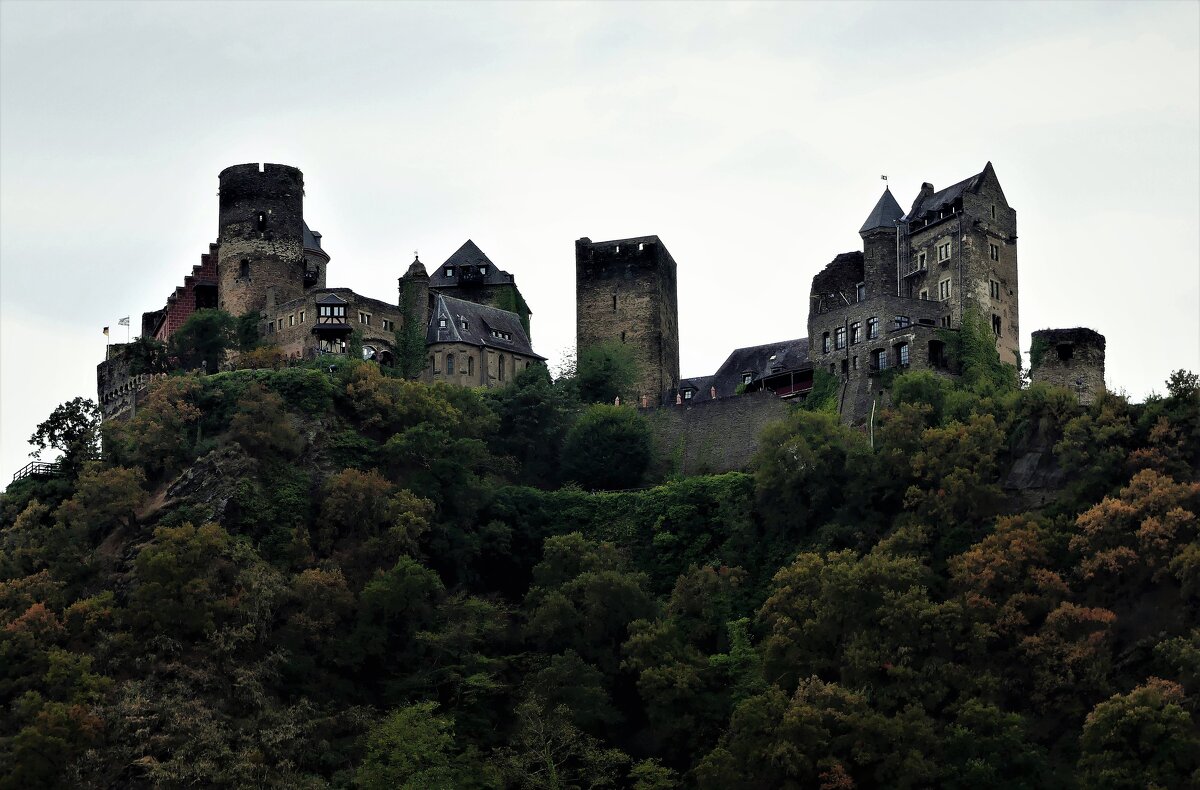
left=683, top=389, right=693, bottom=400
left=438, top=317, right=448, bottom=328
left=478, top=266, right=487, bottom=275
left=741, top=373, right=752, bottom=386
left=445, top=267, right=455, bottom=277
left=460, top=319, right=469, bottom=330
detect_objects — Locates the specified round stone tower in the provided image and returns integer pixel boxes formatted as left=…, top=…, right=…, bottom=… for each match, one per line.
left=217, top=163, right=306, bottom=317
left=1030, top=327, right=1106, bottom=405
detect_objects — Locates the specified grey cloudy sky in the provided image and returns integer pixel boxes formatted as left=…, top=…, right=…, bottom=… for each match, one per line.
left=2, top=0, right=1198, bottom=481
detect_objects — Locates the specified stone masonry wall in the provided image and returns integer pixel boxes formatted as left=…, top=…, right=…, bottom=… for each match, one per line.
left=644, top=391, right=791, bottom=476
left=576, top=236, right=680, bottom=405
left=217, top=164, right=307, bottom=318
left=1030, top=328, right=1106, bottom=405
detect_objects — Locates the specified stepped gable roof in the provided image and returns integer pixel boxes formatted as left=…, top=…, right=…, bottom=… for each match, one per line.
left=303, top=222, right=324, bottom=251
left=426, top=293, right=544, bottom=360
left=859, top=187, right=905, bottom=234
left=706, top=338, right=811, bottom=398
left=429, top=240, right=518, bottom=287
left=905, top=162, right=994, bottom=221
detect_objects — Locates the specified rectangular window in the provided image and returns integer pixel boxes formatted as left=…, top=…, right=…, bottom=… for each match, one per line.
left=897, top=343, right=910, bottom=367
left=989, top=280, right=1001, bottom=300
left=684, top=389, right=693, bottom=400
left=939, top=279, right=951, bottom=301
left=438, top=317, right=447, bottom=328
left=849, top=322, right=862, bottom=345
left=445, top=267, right=455, bottom=277
left=851, top=356, right=858, bottom=371
left=941, top=315, right=952, bottom=328
left=992, top=314, right=1002, bottom=336
left=937, top=241, right=951, bottom=262
left=867, top=317, right=879, bottom=339
left=919, top=289, right=929, bottom=300
left=991, top=204, right=997, bottom=219
left=382, top=319, right=394, bottom=331
left=918, top=251, right=927, bottom=270
left=467, top=356, right=474, bottom=376
left=872, top=349, right=888, bottom=371
left=893, top=315, right=910, bottom=330
left=856, top=282, right=866, bottom=302
left=835, top=326, right=846, bottom=350
left=989, top=243, right=1000, bottom=261
left=299, top=311, right=305, bottom=324
left=447, top=354, right=455, bottom=375
left=288, top=314, right=294, bottom=327
left=498, top=354, right=505, bottom=381
left=822, top=332, right=830, bottom=354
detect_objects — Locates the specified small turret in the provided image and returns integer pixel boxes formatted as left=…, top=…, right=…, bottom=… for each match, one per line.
left=859, top=187, right=905, bottom=298
left=399, top=254, right=431, bottom=336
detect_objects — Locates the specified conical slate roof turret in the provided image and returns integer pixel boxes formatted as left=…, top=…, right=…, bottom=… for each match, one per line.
left=406, top=254, right=428, bottom=278
left=859, top=187, right=905, bottom=234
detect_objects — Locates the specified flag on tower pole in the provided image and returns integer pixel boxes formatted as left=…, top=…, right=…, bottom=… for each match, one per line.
left=119, top=316, right=130, bottom=342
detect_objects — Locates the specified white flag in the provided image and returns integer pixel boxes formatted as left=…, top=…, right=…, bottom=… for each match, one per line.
left=118, top=316, right=130, bottom=326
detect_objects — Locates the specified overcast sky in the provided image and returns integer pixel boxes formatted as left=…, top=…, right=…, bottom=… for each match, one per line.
left=2, top=0, right=1198, bottom=482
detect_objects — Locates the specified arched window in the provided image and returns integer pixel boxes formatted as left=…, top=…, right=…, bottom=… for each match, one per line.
left=446, top=353, right=455, bottom=375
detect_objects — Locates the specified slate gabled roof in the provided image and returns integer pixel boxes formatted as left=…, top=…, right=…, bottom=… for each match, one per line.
left=905, top=162, right=997, bottom=221
left=859, top=188, right=905, bottom=234
left=428, top=240, right=518, bottom=287
left=426, top=294, right=543, bottom=360
left=303, top=222, right=324, bottom=251
left=688, top=337, right=811, bottom=401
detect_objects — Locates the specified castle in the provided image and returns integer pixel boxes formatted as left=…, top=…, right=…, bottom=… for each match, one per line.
left=99, top=161, right=1104, bottom=439
left=573, top=161, right=1104, bottom=430
left=99, top=163, right=542, bottom=418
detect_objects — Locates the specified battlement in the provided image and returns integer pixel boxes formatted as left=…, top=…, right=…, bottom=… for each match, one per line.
left=575, top=235, right=672, bottom=273
left=1030, top=327, right=1106, bottom=405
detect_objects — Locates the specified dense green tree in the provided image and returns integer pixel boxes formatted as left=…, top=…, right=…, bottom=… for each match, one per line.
left=355, top=702, right=463, bottom=790
left=574, top=340, right=639, bottom=405
left=1078, top=678, right=1200, bottom=789
left=561, top=405, right=651, bottom=491
left=169, top=309, right=237, bottom=373
left=483, top=364, right=575, bottom=487
left=27, top=398, right=102, bottom=476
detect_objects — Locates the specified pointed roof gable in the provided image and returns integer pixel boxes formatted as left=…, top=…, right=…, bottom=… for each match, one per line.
left=441, top=239, right=494, bottom=270
left=859, top=188, right=905, bottom=234
left=428, top=240, right=519, bottom=288
left=905, top=162, right=999, bottom=221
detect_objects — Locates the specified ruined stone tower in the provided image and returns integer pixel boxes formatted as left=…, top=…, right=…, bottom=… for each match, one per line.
left=576, top=235, right=680, bottom=405
left=1030, top=328, right=1106, bottom=405
left=217, top=163, right=307, bottom=317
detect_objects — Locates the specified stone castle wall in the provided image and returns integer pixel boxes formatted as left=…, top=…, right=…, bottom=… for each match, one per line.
left=644, top=391, right=791, bottom=476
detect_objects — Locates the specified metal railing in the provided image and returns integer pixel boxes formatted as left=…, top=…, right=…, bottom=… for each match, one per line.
left=11, top=460, right=63, bottom=483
